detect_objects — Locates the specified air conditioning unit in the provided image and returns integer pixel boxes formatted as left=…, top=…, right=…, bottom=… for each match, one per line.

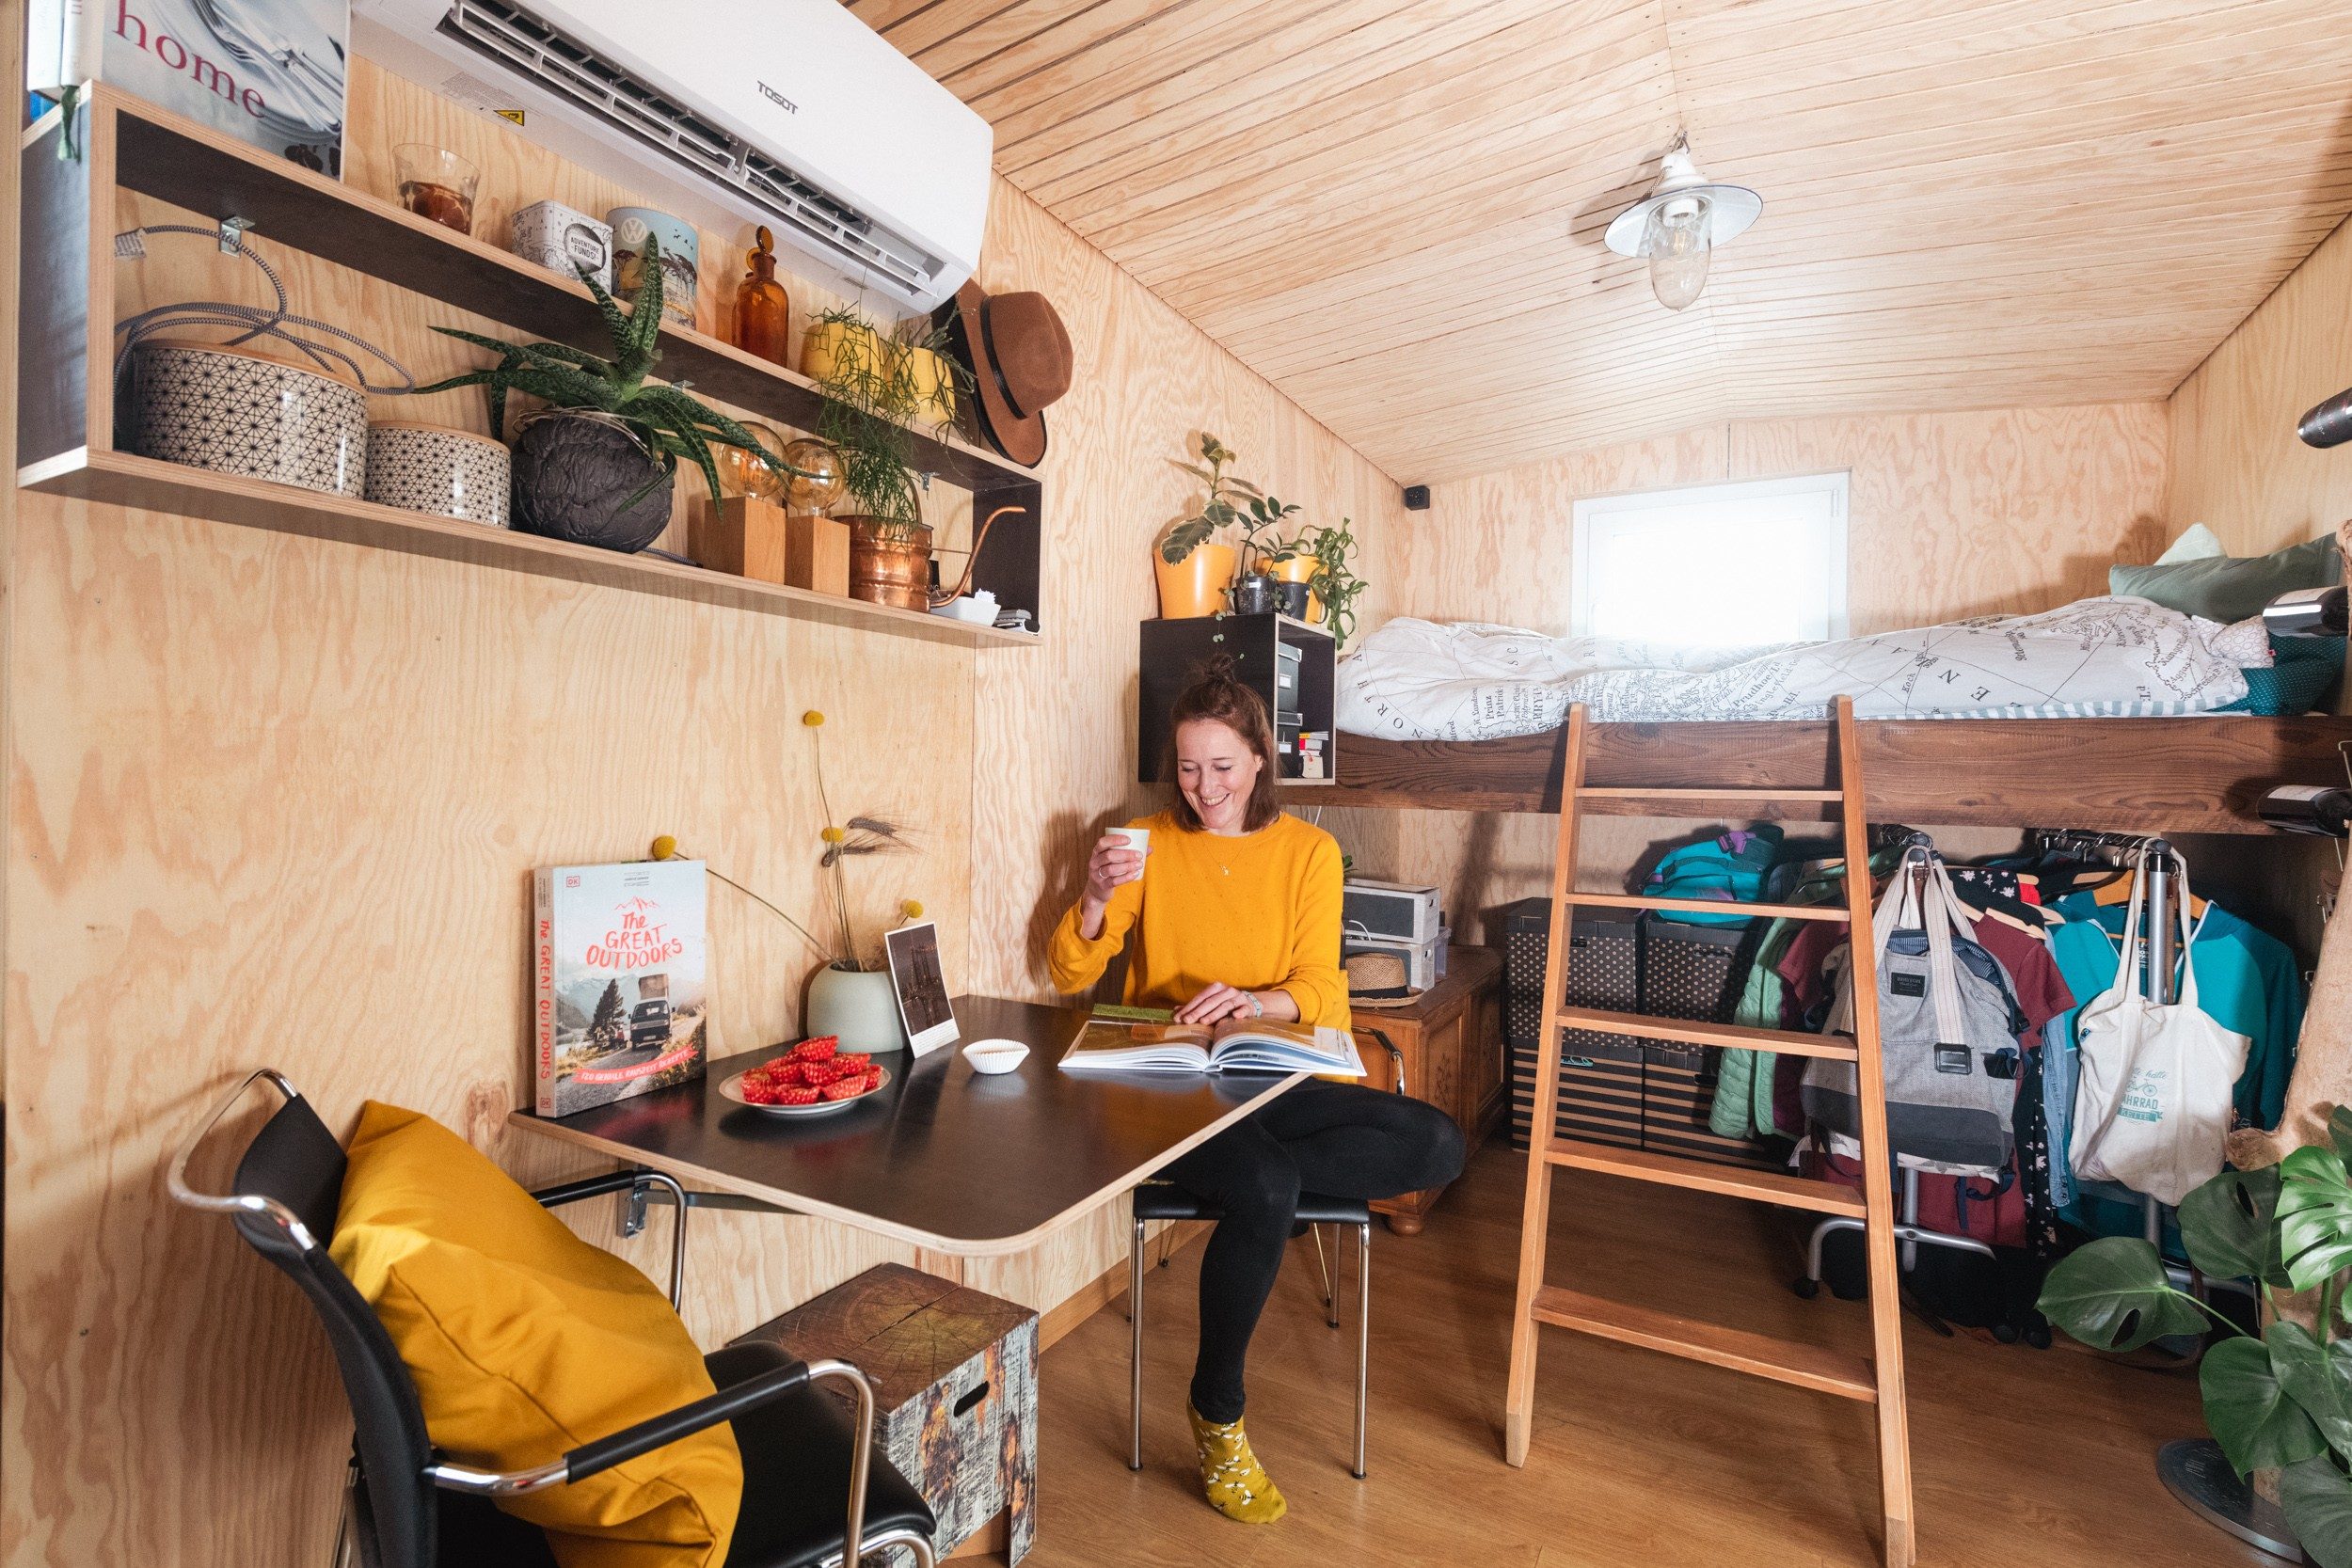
left=351, top=0, right=990, bottom=313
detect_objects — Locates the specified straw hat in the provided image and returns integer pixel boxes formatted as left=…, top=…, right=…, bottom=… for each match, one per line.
left=1346, top=951, right=1423, bottom=1010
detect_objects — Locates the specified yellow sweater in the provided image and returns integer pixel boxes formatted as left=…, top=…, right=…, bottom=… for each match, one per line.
left=1047, top=810, right=1351, bottom=1030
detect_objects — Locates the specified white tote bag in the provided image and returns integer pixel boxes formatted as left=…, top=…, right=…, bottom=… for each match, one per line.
left=2067, top=851, right=2249, bottom=1206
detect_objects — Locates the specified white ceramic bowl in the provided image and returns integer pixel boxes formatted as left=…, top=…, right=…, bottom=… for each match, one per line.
left=961, top=1038, right=1029, bottom=1075
left=931, top=594, right=999, bottom=624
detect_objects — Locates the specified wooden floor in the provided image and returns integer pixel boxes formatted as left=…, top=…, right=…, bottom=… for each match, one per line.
left=1021, top=1139, right=2268, bottom=1568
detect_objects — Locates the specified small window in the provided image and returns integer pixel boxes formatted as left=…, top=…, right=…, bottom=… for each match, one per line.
left=1570, top=472, right=1850, bottom=646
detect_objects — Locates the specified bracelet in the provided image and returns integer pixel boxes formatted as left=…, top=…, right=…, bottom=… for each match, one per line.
left=1247, top=991, right=1264, bottom=1019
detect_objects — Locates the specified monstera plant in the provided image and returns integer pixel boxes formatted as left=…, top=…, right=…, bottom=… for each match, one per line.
left=2039, top=1109, right=2352, bottom=1565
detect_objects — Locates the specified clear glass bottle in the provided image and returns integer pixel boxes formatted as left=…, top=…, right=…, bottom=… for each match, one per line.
left=733, top=226, right=791, bottom=367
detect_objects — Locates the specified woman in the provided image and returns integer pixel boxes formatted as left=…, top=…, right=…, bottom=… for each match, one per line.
left=1048, top=658, right=1465, bottom=1525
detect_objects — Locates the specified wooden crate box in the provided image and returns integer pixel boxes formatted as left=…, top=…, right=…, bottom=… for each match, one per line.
left=731, top=1263, right=1038, bottom=1563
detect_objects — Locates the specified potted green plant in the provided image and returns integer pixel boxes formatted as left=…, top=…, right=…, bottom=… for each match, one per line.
left=1157, top=433, right=1260, bottom=618
left=807, top=304, right=961, bottom=610
left=419, top=235, right=771, bottom=552
left=1231, top=491, right=1302, bottom=616
left=1303, top=515, right=1368, bottom=649
left=2038, top=1114, right=2352, bottom=1565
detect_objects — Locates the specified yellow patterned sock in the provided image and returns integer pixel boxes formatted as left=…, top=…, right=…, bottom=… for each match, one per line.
left=1189, top=1403, right=1288, bottom=1524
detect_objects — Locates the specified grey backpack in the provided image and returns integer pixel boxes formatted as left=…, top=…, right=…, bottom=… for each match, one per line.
left=1803, top=855, right=2026, bottom=1171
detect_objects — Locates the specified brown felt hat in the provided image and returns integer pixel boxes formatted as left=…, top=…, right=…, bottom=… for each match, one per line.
left=939, top=279, right=1072, bottom=467
left=1345, top=951, right=1423, bottom=1010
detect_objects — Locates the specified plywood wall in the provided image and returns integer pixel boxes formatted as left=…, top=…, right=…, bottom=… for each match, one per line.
left=1325, top=403, right=2172, bottom=938
left=1, top=58, right=1399, bottom=1568
left=2169, top=211, right=2352, bottom=554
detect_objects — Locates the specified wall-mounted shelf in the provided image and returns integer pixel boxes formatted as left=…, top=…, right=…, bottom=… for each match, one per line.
left=16, top=87, right=1042, bottom=649
left=1137, top=612, right=1337, bottom=785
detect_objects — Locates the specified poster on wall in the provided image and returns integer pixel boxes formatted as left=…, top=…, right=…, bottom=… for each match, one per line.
left=28, top=0, right=348, bottom=174
left=533, top=860, right=709, bottom=1118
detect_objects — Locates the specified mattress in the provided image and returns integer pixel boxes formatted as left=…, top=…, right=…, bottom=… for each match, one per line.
left=1335, top=596, right=2266, bottom=741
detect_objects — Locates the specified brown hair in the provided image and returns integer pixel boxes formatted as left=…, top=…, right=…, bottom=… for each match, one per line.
left=1166, top=656, right=1282, bottom=833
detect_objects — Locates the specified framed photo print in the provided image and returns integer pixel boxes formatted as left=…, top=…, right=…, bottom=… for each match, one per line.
left=883, top=921, right=959, bottom=1055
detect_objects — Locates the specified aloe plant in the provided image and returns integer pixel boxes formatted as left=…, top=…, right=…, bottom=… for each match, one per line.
left=417, top=234, right=771, bottom=507
left=2038, top=1108, right=2352, bottom=1566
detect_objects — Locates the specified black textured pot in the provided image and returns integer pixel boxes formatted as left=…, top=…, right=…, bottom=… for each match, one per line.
left=1231, top=573, right=1280, bottom=616
left=510, top=412, right=673, bottom=552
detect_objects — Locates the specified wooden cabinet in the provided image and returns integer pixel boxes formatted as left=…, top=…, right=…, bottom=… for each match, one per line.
left=1352, top=945, right=1503, bottom=1234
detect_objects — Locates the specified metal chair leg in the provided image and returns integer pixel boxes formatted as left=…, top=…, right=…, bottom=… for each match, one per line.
left=1312, top=1223, right=1339, bottom=1327
left=1354, top=1221, right=1371, bottom=1480
left=1129, top=1214, right=1146, bottom=1471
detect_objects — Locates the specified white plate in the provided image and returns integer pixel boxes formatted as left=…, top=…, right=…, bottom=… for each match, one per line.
left=718, top=1063, right=892, bottom=1117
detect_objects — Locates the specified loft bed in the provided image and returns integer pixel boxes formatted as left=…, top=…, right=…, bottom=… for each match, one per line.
left=1293, top=714, right=2352, bottom=833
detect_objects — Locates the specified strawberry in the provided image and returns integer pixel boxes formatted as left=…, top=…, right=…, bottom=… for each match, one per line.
left=821, top=1075, right=873, bottom=1101
left=800, top=1059, right=844, bottom=1086
left=834, top=1053, right=871, bottom=1076
left=739, top=1078, right=780, bottom=1105
left=774, top=1085, right=820, bottom=1106
left=788, top=1036, right=841, bottom=1063
left=760, top=1061, right=805, bottom=1087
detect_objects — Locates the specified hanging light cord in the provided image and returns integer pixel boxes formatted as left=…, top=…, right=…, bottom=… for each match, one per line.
left=112, top=225, right=415, bottom=396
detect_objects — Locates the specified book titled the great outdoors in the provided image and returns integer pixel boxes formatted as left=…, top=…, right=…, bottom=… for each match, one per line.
left=533, top=861, right=709, bottom=1117
left=1059, top=1016, right=1364, bottom=1078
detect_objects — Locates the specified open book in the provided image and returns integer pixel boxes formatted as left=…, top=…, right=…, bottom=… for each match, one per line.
left=1059, top=1016, right=1364, bottom=1077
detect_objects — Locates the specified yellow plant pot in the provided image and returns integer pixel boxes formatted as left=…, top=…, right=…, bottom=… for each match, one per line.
left=905, top=346, right=957, bottom=426
left=801, top=320, right=883, bottom=387
left=803, top=326, right=956, bottom=427
left=1268, top=554, right=1326, bottom=623
left=1154, top=543, right=1236, bottom=619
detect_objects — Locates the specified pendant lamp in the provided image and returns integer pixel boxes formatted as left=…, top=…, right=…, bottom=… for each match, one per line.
left=1603, top=134, right=1762, bottom=311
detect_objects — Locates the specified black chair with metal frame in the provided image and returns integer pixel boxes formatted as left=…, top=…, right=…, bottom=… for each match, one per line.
left=1122, top=1029, right=1406, bottom=1482
left=167, top=1068, right=937, bottom=1568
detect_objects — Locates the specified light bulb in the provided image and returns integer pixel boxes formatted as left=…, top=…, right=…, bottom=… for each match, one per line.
left=1644, top=194, right=1712, bottom=310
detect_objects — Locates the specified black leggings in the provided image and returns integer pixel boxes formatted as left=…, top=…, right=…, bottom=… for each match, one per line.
left=1159, top=1081, right=1467, bottom=1422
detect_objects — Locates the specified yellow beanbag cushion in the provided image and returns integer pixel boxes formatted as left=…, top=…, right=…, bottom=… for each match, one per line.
left=330, top=1101, right=740, bottom=1568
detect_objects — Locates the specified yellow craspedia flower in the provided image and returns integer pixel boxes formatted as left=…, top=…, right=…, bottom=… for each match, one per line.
left=820, top=826, right=846, bottom=844
left=802, top=710, right=825, bottom=726
left=900, top=899, right=924, bottom=919
left=649, top=834, right=678, bottom=861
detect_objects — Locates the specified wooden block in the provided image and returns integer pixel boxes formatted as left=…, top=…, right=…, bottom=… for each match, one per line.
left=785, top=512, right=850, bottom=596
left=732, top=1263, right=1039, bottom=1564
left=687, top=496, right=788, bottom=584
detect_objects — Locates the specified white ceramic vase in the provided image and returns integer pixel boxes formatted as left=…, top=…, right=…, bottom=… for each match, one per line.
left=803, top=963, right=906, bottom=1053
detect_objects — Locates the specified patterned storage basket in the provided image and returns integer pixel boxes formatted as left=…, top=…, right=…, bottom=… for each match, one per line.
left=1502, top=895, right=1777, bottom=1167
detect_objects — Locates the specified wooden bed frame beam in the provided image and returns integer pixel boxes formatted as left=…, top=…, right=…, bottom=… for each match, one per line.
left=1293, top=716, right=2352, bottom=833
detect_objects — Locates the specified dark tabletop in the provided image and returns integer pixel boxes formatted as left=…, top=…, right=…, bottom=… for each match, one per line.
left=509, top=995, right=1303, bottom=1255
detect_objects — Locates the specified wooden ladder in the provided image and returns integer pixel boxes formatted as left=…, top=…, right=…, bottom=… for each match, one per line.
left=1502, top=696, right=1914, bottom=1568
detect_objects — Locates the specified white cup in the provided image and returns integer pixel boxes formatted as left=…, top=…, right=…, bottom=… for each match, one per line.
left=1106, top=825, right=1151, bottom=855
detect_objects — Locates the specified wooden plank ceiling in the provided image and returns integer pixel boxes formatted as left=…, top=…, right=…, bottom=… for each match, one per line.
left=848, top=0, right=2352, bottom=483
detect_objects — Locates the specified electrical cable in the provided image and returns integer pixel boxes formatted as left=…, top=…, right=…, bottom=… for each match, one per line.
left=112, top=224, right=414, bottom=396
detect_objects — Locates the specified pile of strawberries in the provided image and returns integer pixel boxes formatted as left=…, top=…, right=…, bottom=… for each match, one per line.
left=738, top=1037, right=881, bottom=1106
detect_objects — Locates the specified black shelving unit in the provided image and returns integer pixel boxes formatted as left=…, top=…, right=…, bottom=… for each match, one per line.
left=1136, top=612, right=1336, bottom=784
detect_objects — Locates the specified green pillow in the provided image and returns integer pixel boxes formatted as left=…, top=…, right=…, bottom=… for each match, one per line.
left=2110, top=536, right=2342, bottom=624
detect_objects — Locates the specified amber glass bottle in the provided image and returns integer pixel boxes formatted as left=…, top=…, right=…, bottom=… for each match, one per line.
left=733, top=226, right=791, bottom=366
